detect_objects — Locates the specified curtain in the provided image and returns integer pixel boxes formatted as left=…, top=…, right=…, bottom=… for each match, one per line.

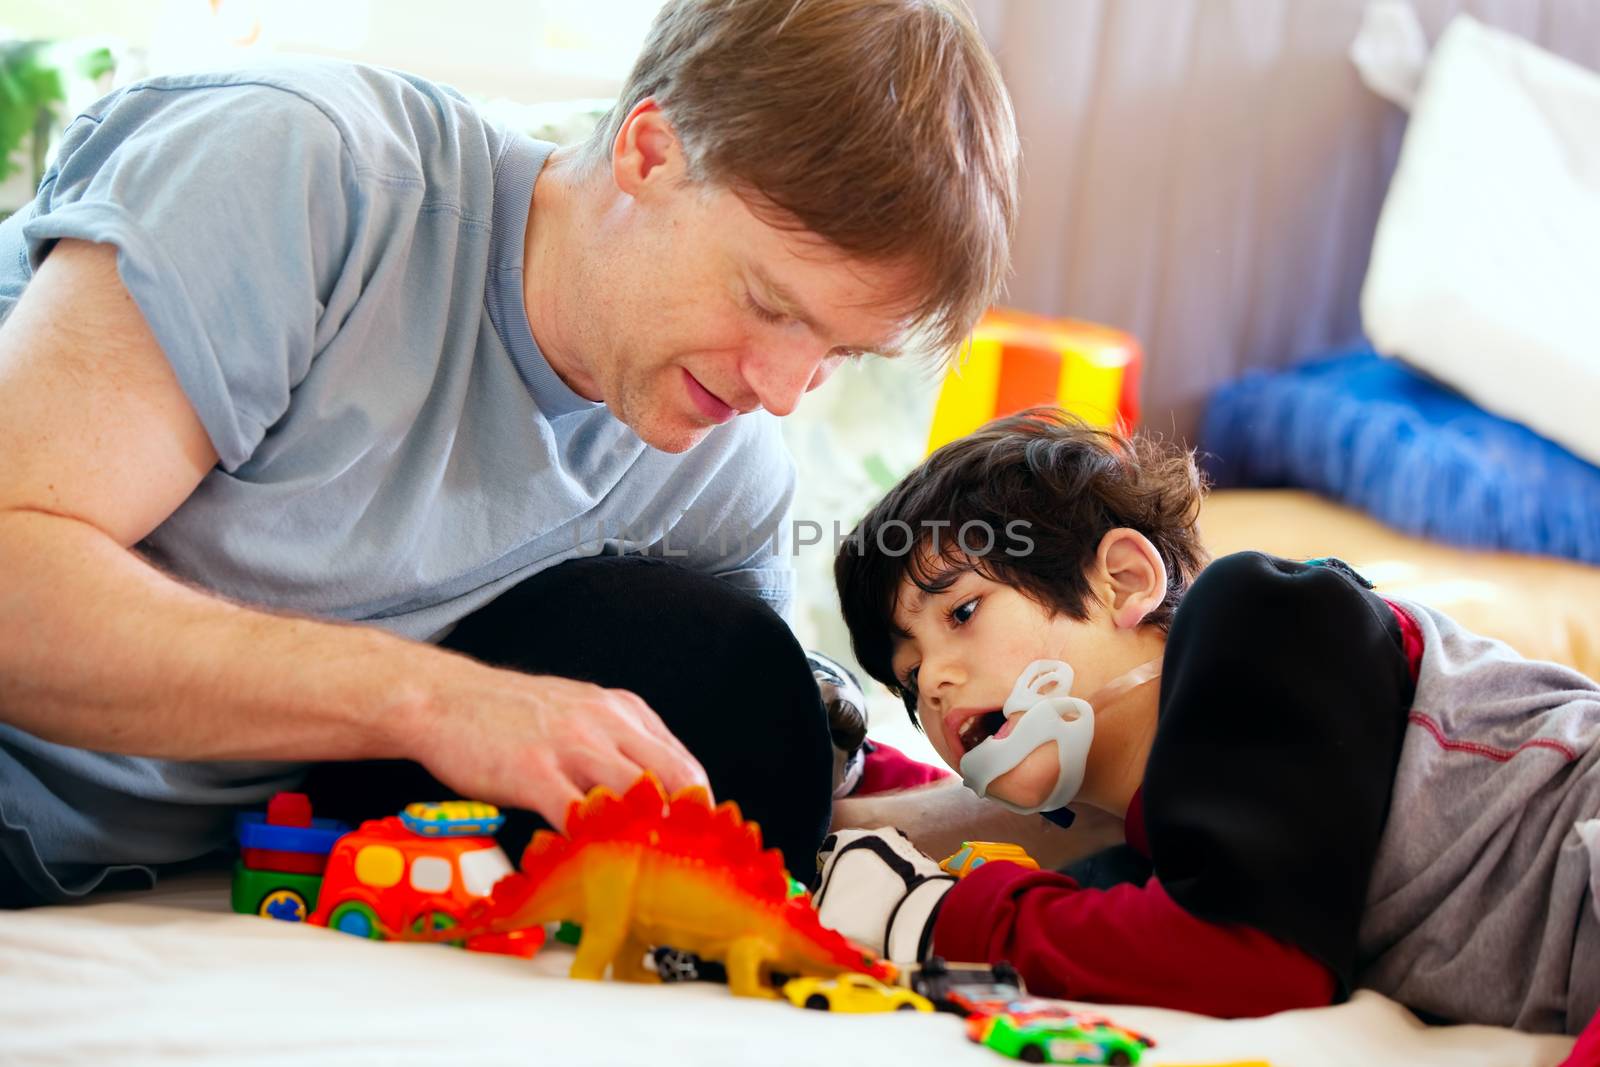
left=970, top=0, right=1600, bottom=443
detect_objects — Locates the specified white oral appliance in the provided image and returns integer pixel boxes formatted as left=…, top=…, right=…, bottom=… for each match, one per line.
left=957, top=656, right=1163, bottom=815
left=958, top=659, right=1094, bottom=815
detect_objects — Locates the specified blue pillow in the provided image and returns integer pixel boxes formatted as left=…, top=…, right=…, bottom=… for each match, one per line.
left=1200, top=348, right=1600, bottom=564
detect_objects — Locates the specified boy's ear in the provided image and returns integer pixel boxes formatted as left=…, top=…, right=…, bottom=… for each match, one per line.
left=1094, top=528, right=1168, bottom=630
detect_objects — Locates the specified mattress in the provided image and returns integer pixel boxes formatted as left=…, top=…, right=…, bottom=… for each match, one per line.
left=0, top=871, right=1576, bottom=1067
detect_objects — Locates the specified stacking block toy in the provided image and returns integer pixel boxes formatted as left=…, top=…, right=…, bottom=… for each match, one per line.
left=231, top=792, right=349, bottom=922
left=926, top=307, right=1142, bottom=455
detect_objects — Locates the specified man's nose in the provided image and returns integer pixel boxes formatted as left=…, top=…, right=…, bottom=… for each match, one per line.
left=741, top=341, right=835, bottom=417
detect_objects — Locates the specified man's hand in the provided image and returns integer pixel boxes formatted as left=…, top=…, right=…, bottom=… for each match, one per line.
left=812, top=827, right=955, bottom=962
left=403, top=662, right=711, bottom=832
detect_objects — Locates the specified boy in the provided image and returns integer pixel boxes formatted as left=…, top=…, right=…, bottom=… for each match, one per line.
left=815, top=409, right=1600, bottom=1037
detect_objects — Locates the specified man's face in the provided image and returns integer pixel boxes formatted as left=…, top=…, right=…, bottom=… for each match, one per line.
left=581, top=180, right=916, bottom=454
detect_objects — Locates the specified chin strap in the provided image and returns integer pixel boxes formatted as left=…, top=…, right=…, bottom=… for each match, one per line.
left=1084, top=656, right=1164, bottom=711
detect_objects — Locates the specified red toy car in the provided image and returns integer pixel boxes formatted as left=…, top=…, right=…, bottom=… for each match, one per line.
left=306, top=801, right=543, bottom=958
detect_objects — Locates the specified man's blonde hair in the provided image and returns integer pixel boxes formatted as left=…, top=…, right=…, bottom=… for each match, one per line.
left=587, top=0, right=1019, bottom=355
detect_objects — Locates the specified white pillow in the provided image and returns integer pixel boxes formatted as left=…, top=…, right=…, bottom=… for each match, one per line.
left=1361, top=15, right=1600, bottom=466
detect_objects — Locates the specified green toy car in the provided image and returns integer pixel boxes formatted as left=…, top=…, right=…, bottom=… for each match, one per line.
left=966, top=1002, right=1152, bottom=1065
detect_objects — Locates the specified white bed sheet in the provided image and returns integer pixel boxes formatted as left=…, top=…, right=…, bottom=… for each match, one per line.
left=0, top=873, right=1576, bottom=1067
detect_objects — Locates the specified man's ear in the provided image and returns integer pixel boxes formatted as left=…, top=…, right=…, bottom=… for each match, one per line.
left=1094, top=528, right=1168, bottom=630
left=610, top=98, right=687, bottom=197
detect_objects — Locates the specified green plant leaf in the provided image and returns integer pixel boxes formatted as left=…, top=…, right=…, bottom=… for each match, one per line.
left=77, top=47, right=115, bottom=82
left=0, top=41, right=67, bottom=182
left=0, top=41, right=80, bottom=183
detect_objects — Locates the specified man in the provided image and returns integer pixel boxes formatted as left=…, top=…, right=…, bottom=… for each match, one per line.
left=0, top=0, right=1017, bottom=905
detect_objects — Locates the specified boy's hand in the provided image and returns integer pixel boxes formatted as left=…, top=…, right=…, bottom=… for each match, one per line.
left=812, top=827, right=955, bottom=962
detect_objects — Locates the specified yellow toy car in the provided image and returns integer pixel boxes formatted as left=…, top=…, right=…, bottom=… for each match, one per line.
left=940, top=841, right=1041, bottom=878
left=782, top=974, right=935, bottom=1014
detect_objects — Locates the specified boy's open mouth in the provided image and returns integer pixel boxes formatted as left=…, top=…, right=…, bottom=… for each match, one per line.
left=957, top=710, right=1016, bottom=753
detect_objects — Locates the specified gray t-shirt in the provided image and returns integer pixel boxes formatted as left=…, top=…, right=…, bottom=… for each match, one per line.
left=0, top=60, right=795, bottom=903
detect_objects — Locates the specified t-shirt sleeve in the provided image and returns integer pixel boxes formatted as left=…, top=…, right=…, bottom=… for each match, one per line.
left=665, top=412, right=797, bottom=620
left=20, top=79, right=358, bottom=471
left=1144, top=551, right=1415, bottom=992
left=932, top=861, right=1336, bottom=1017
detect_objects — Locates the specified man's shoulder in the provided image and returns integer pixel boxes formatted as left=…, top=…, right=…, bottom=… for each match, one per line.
left=92, top=59, right=497, bottom=182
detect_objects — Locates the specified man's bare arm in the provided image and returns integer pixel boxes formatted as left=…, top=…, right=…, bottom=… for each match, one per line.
left=0, top=239, right=706, bottom=826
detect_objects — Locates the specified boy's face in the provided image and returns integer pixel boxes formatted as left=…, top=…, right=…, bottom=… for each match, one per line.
left=889, top=566, right=1129, bottom=810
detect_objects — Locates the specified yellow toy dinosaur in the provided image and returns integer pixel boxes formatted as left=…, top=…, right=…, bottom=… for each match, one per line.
left=427, top=773, right=895, bottom=998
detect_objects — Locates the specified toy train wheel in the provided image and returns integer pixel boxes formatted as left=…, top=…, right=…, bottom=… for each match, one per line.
left=326, top=901, right=384, bottom=940
left=411, top=911, right=466, bottom=948
left=257, top=888, right=309, bottom=922
left=805, top=994, right=830, bottom=1011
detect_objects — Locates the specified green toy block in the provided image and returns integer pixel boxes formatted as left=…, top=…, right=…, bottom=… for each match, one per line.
left=231, top=861, right=325, bottom=922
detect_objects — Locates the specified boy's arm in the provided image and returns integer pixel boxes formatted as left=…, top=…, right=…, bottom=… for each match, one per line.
left=933, top=862, right=1335, bottom=1017
left=831, top=779, right=1123, bottom=871
left=815, top=826, right=1333, bottom=1018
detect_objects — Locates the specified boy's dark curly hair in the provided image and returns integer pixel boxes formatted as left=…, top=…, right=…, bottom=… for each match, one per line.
left=835, top=408, right=1210, bottom=718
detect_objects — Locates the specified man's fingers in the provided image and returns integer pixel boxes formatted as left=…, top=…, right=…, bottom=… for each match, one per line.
left=609, top=688, right=698, bottom=761
left=601, top=689, right=708, bottom=791
left=522, top=765, right=585, bottom=834
left=569, top=745, right=653, bottom=801
left=617, top=729, right=710, bottom=797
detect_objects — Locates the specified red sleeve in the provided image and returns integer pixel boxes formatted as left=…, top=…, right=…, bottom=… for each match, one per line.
left=931, top=860, right=1336, bottom=1018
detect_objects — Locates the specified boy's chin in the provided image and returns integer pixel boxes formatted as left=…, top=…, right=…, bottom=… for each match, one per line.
left=984, top=749, right=1062, bottom=810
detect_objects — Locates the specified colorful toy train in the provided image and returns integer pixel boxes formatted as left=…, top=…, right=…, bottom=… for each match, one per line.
left=231, top=793, right=543, bottom=958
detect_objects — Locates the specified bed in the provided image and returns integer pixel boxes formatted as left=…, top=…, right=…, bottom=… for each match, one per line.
left=1200, top=489, right=1600, bottom=683
left=0, top=477, right=1584, bottom=1067
left=0, top=865, right=1577, bottom=1067
left=3, top=487, right=1591, bottom=1065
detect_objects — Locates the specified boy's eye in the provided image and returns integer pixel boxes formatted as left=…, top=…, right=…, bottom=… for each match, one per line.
left=949, top=597, right=979, bottom=625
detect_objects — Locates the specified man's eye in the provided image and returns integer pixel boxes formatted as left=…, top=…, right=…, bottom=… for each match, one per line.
left=950, top=597, right=979, bottom=625
left=745, top=293, right=790, bottom=325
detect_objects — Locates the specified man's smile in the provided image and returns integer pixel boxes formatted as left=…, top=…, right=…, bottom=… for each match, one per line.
left=682, top=369, right=736, bottom=423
